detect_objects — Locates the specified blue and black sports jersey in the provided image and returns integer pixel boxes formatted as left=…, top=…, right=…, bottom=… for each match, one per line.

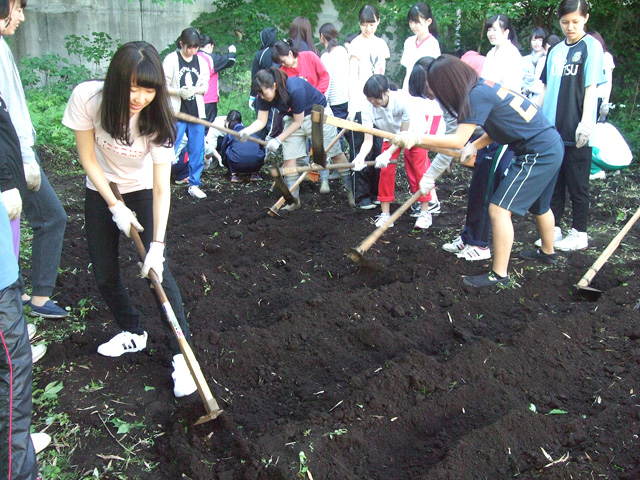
left=460, top=79, right=559, bottom=156
left=255, top=76, right=326, bottom=117
left=541, top=35, right=605, bottom=145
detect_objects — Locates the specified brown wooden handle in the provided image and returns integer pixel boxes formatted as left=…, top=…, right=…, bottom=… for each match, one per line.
left=175, top=112, right=268, bottom=146
left=577, top=204, right=640, bottom=288
left=313, top=111, right=461, bottom=158
left=278, top=160, right=397, bottom=176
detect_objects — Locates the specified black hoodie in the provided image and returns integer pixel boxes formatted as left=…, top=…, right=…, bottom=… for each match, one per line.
left=251, top=27, right=279, bottom=79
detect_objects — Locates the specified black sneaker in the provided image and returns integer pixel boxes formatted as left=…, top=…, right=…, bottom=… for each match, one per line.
left=357, top=198, right=377, bottom=210
left=519, top=249, right=559, bottom=264
left=462, top=271, right=509, bottom=288
left=409, top=203, right=421, bottom=217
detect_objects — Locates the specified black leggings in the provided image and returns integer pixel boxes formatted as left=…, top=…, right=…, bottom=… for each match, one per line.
left=84, top=188, right=190, bottom=355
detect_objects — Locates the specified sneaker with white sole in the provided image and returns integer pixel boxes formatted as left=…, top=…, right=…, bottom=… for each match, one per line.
left=27, top=323, right=36, bottom=341
left=188, top=185, right=207, bottom=199
left=409, top=203, right=421, bottom=217
left=31, top=432, right=51, bottom=455
left=554, top=228, right=588, bottom=251
left=374, top=212, right=393, bottom=228
left=97, top=331, right=147, bottom=357
left=535, top=226, right=562, bottom=248
left=457, top=244, right=491, bottom=261
left=172, top=354, right=197, bottom=398
left=31, top=344, right=47, bottom=364
left=427, top=200, right=441, bottom=215
left=414, top=211, right=432, bottom=230
left=442, top=235, right=465, bottom=253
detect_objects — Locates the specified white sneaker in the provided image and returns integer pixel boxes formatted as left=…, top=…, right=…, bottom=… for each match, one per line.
left=554, top=228, right=588, bottom=251
left=374, top=213, right=393, bottom=228
left=31, top=432, right=51, bottom=454
left=414, top=211, right=432, bottom=230
left=27, top=323, right=36, bottom=341
left=589, top=170, right=606, bottom=180
left=172, top=354, right=197, bottom=398
left=456, top=244, right=491, bottom=261
left=442, top=235, right=465, bottom=253
left=97, top=331, right=147, bottom=357
left=188, top=186, right=207, bottom=199
left=31, top=344, right=47, bottom=364
left=535, top=226, right=562, bottom=248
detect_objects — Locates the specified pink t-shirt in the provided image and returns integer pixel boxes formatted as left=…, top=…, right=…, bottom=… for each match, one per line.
left=62, top=81, right=173, bottom=194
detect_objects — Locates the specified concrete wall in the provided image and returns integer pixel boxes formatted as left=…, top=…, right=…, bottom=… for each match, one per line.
left=12, top=0, right=214, bottom=63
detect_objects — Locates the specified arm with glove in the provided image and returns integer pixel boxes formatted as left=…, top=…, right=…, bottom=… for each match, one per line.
left=576, top=84, right=598, bottom=148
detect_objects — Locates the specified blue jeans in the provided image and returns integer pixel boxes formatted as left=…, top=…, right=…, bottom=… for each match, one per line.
left=175, top=121, right=205, bottom=187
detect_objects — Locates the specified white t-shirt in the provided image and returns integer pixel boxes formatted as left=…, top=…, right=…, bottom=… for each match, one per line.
left=321, top=45, right=350, bottom=106
left=481, top=42, right=523, bottom=91
left=62, top=81, right=174, bottom=194
left=409, top=96, right=444, bottom=135
left=596, top=51, right=615, bottom=99
left=400, top=34, right=441, bottom=91
left=348, top=35, right=390, bottom=112
left=361, top=90, right=411, bottom=134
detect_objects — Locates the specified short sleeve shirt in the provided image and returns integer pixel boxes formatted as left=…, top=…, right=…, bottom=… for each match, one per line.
left=255, top=76, right=327, bottom=117
left=361, top=90, right=411, bottom=133
left=541, top=34, right=605, bottom=145
left=460, top=79, right=557, bottom=155
left=348, top=35, right=390, bottom=112
left=62, top=81, right=174, bottom=193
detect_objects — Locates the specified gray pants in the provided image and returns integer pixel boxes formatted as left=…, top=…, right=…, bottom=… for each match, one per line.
left=18, top=155, right=67, bottom=297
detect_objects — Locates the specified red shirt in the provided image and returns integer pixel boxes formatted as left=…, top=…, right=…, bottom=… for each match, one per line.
left=280, top=51, right=330, bottom=94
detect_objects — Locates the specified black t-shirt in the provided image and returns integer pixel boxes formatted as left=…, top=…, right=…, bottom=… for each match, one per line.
left=177, top=53, right=201, bottom=117
left=255, top=77, right=326, bottom=117
left=460, top=79, right=559, bottom=155
left=0, top=93, right=26, bottom=193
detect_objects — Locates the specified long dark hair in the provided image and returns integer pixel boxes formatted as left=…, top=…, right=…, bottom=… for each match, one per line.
left=289, top=16, right=319, bottom=55
left=0, top=0, right=9, bottom=21
left=319, top=23, right=340, bottom=52
left=427, top=54, right=479, bottom=119
left=408, top=3, right=438, bottom=38
left=363, top=74, right=397, bottom=99
left=101, top=41, right=175, bottom=147
left=272, top=40, right=298, bottom=63
left=408, top=56, right=436, bottom=98
left=558, top=0, right=589, bottom=18
left=486, top=14, right=518, bottom=46
left=252, top=68, right=290, bottom=105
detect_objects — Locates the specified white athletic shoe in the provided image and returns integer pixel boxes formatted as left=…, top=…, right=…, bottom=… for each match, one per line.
left=27, top=323, right=36, bottom=341
left=414, top=211, right=432, bottom=230
left=426, top=200, right=441, bottom=215
left=31, top=432, right=51, bottom=454
left=172, top=354, right=197, bottom=398
left=97, top=331, right=147, bottom=357
left=456, top=244, right=491, bottom=261
left=554, top=228, right=588, bottom=251
left=31, top=344, right=47, bottom=364
left=535, top=226, right=562, bottom=248
left=374, top=213, right=393, bottom=228
left=188, top=186, right=207, bottom=199
left=442, top=235, right=465, bottom=253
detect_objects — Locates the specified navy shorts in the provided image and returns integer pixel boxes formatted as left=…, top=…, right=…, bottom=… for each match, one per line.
left=491, top=136, right=564, bottom=216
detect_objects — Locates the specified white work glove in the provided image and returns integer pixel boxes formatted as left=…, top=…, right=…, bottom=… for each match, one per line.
left=391, top=131, right=422, bottom=150
left=109, top=200, right=144, bottom=238
left=599, top=102, right=611, bottom=119
left=228, top=45, right=236, bottom=53
left=1, top=188, right=22, bottom=220
left=238, top=128, right=250, bottom=143
left=179, top=86, right=194, bottom=100
left=266, top=137, right=282, bottom=152
left=374, top=150, right=392, bottom=169
left=575, top=122, right=591, bottom=148
left=351, top=154, right=366, bottom=172
left=419, top=173, right=436, bottom=195
left=249, top=95, right=256, bottom=111
left=141, top=241, right=165, bottom=284
left=23, top=162, right=41, bottom=191
left=458, top=143, right=477, bottom=167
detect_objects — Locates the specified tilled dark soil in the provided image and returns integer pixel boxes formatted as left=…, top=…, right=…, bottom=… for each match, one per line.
left=33, top=162, right=640, bottom=479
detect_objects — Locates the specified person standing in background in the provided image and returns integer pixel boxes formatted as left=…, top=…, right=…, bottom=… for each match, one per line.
left=589, top=31, right=614, bottom=122
left=400, top=3, right=440, bottom=92
left=0, top=0, right=68, bottom=319
left=197, top=34, right=236, bottom=128
left=288, top=16, right=319, bottom=55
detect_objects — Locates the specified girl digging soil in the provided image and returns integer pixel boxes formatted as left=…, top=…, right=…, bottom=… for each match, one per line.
left=238, top=67, right=354, bottom=211
left=62, top=41, right=197, bottom=397
left=393, top=55, right=564, bottom=287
